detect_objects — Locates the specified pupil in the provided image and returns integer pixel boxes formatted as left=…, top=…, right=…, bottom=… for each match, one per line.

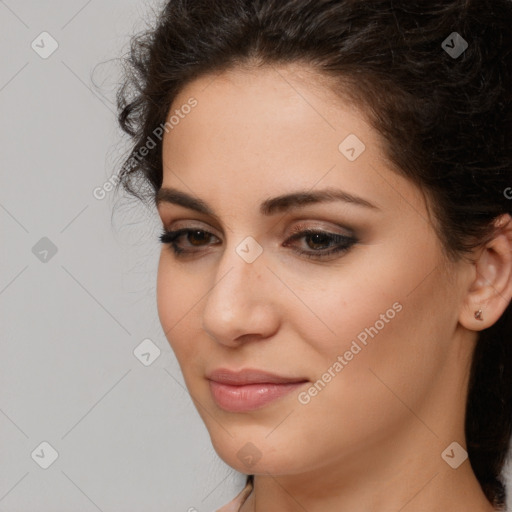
left=308, top=233, right=330, bottom=249
left=189, top=230, right=208, bottom=245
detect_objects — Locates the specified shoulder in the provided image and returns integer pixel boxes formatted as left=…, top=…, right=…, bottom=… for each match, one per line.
left=214, top=480, right=253, bottom=512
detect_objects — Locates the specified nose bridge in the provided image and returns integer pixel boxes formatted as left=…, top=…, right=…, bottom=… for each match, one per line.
left=201, top=235, right=277, bottom=343
left=213, top=234, right=267, bottom=300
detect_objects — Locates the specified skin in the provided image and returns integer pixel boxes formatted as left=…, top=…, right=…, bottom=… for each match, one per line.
left=155, top=62, right=512, bottom=512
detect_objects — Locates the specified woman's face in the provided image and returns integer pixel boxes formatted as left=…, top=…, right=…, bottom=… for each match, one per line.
left=156, top=63, right=472, bottom=478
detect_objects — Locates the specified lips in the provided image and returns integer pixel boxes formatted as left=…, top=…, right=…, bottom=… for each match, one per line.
left=207, top=368, right=308, bottom=412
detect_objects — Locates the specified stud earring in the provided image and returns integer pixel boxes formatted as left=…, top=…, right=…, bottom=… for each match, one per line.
left=474, top=309, right=483, bottom=321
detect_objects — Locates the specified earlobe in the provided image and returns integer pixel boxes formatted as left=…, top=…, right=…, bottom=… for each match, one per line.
left=460, top=214, right=512, bottom=331
left=474, top=309, right=483, bottom=321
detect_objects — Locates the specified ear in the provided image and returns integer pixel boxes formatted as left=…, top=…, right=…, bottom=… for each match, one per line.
left=460, top=214, right=512, bottom=330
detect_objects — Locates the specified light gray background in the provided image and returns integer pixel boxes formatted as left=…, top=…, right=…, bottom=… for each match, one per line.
left=0, top=1, right=511, bottom=511
left=0, top=1, right=242, bottom=510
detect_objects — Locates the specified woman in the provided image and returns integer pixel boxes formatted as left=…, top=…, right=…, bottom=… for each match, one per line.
left=115, top=1, right=512, bottom=510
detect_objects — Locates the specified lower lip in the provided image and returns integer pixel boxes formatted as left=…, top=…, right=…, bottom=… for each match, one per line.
left=209, top=380, right=307, bottom=412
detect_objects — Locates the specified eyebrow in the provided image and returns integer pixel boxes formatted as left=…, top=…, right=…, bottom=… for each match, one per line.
left=155, top=186, right=380, bottom=216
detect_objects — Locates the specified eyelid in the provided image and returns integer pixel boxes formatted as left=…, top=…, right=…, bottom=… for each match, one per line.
left=287, top=220, right=354, bottom=238
left=163, top=218, right=355, bottom=240
left=165, top=219, right=223, bottom=237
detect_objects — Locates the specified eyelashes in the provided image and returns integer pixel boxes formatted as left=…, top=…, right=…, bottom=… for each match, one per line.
left=158, top=227, right=357, bottom=261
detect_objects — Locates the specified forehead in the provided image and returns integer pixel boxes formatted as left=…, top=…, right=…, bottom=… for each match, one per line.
left=163, top=64, right=377, bottom=172
left=169, top=62, right=367, bottom=133
left=159, top=63, right=427, bottom=223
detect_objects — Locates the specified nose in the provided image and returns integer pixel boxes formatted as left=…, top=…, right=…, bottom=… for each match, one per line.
left=201, top=240, right=280, bottom=347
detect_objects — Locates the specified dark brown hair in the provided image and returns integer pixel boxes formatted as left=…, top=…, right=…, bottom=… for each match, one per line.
left=115, top=0, right=512, bottom=507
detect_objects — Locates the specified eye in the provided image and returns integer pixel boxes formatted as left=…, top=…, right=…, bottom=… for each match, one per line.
left=159, top=228, right=220, bottom=256
left=158, top=226, right=357, bottom=260
left=283, top=228, right=357, bottom=260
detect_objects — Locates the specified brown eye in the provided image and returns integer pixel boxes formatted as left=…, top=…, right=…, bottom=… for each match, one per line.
left=283, top=229, right=357, bottom=260
left=159, top=228, right=220, bottom=256
left=159, top=227, right=356, bottom=261
left=304, top=232, right=333, bottom=250
left=187, top=230, right=212, bottom=246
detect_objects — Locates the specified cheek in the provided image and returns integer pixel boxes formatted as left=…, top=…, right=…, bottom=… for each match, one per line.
left=156, top=254, right=200, bottom=358
left=156, top=257, right=176, bottom=340
left=286, top=241, right=452, bottom=404
left=294, top=262, right=451, bottom=429
left=278, top=304, right=443, bottom=471
left=157, top=261, right=213, bottom=405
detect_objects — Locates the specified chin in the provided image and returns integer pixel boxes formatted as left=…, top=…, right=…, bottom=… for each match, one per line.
left=207, top=426, right=306, bottom=476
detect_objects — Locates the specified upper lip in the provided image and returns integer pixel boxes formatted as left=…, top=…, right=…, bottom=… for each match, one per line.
left=207, top=368, right=308, bottom=386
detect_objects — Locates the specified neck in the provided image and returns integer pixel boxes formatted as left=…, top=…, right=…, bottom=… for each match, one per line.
left=241, top=441, right=496, bottom=512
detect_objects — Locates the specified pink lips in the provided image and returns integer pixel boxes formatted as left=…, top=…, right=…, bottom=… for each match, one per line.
left=207, top=368, right=308, bottom=412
